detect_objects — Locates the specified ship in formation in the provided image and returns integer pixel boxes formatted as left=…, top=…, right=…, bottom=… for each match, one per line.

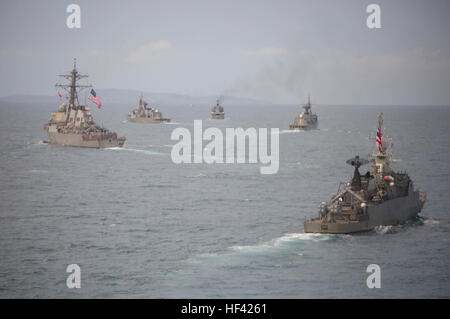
left=44, top=59, right=126, bottom=148
left=127, top=96, right=171, bottom=123
left=289, top=96, right=318, bottom=130
left=304, top=113, right=426, bottom=234
left=210, top=98, right=225, bottom=119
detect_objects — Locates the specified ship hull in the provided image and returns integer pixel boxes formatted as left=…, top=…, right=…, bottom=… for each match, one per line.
left=211, top=114, right=225, bottom=119
left=304, top=190, right=425, bottom=234
left=46, top=132, right=125, bottom=148
left=289, top=122, right=318, bottom=130
left=128, top=117, right=171, bottom=123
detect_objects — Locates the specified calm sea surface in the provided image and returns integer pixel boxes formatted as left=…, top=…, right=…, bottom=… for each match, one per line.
left=0, top=101, right=449, bottom=298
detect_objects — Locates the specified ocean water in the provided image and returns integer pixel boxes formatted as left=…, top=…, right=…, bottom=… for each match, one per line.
left=0, top=101, right=449, bottom=298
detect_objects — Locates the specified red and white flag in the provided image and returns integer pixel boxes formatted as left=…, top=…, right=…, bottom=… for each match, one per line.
left=376, top=127, right=382, bottom=152
left=88, top=89, right=102, bottom=109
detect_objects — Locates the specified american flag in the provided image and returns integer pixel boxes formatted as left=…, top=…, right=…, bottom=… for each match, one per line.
left=88, top=89, right=102, bottom=109
left=376, top=127, right=382, bottom=152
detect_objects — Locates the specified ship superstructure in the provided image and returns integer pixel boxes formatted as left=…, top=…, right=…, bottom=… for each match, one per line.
left=304, top=113, right=426, bottom=233
left=44, top=59, right=125, bottom=148
left=289, top=96, right=318, bottom=130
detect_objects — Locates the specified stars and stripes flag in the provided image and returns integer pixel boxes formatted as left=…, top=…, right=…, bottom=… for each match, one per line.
left=88, top=89, right=102, bottom=109
left=139, top=97, right=148, bottom=105
left=376, top=127, right=382, bottom=152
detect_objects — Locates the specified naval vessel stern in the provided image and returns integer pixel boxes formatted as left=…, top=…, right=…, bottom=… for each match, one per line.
left=44, top=59, right=126, bottom=148
left=304, top=113, right=426, bottom=234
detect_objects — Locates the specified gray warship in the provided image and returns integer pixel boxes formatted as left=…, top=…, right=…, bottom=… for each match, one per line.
left=210, top=98, right=225, bottom=119
left=304, top=113, right=426, bottom=234
left=289, top=96, right=318, bottom=130
left=44, top=60, right=126, bottom=148
left=127, top=96, right=170, bottom=123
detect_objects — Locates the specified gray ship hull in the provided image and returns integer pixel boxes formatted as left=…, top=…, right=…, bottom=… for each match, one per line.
left=211, top=114, right=225, bottom=119
left=47, top=132, right=125, bottom=148
left=304, top=190, right=425, bottom=234
left=289, top=122, right=318, bottom=130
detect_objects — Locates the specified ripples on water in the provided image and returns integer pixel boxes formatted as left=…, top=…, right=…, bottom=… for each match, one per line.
left=0, top=103, right=449, bottom=298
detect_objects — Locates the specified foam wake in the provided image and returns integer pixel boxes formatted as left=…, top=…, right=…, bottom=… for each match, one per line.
left=374, top=225, right=394, bottom=235
left=231, top=232, right=332, bottom=253
left=423, top=217, right=440, bottom=226
left=105, top=147, right=165, bottom=156
left=275, top=130, right=304, bottom=135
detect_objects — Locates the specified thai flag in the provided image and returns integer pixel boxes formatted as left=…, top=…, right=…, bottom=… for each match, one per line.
left=88, top=89, right=102, bottom=109
left=376, top=127, right=382, bottom=152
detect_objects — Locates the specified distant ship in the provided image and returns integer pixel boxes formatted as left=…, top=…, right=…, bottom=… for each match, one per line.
left=127, top=96, right=170, bottom=123
left=211, top=98, right=225, bottom=119
left=304, top=113, right=426, bottom=234
left=44, top=59, right=126, bottom=148
left=289, top=96, right=318, bottom=130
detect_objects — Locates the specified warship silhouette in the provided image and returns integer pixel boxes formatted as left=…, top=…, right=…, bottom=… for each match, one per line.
left=289, top=96, right=318, bottom=130
left=304, top=113, right=426, bottom=234
left=127, top=95, right=170, bottom=123
left=44, top=59, right=125, bottom=148
left=211, top=98, right=225, bottom=119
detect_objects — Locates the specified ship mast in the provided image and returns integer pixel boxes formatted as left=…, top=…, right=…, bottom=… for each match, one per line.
left=55, top=58, right=92, bottom=110
left=371, top=112, right=394, bottom=176
left=302, top=95, right=312, bottom=114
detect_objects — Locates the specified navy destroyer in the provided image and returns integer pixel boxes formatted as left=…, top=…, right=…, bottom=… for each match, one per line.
left=210, top=98, right=225, bottom=119
left=304, top=113, right=426, bottom=234
left=44, top=59, right=126, bottom=148
left=289, top=96, right=318, bottom=130
left=127, top=96, right=170, bottom=123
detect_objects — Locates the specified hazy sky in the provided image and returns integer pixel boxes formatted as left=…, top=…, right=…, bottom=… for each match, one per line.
left=0, top=0, right=449, bottom=104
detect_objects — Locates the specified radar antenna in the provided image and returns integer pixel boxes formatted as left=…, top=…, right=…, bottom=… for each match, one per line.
left=55, top=58, right=92, bottom=110
left=346, top=155, right=369, bottom=191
